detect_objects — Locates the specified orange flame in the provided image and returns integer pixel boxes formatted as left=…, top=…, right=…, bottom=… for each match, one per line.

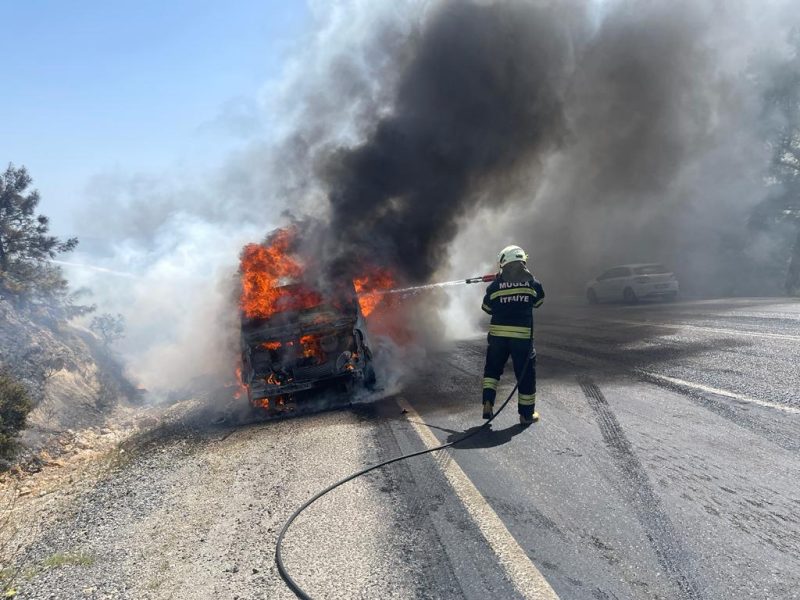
left=234, top=366, right=247, bottom=399
left=299, top=334, right=325, bottom=363
left=353, top=269, right=395, bottom=317
left=239, top=228, right=322, bottom=320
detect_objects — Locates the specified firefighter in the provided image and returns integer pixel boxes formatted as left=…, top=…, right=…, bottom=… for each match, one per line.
left=481, top=245, right=544, bottom=426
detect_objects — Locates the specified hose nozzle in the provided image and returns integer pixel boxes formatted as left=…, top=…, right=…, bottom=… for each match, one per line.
left=465, top=274, right=496, bottom=284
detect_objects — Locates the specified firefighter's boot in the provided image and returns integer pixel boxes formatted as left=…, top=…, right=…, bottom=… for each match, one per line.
left=482, top=401, right=494, bottom=419
left=519, top=405, right=539, bottom=426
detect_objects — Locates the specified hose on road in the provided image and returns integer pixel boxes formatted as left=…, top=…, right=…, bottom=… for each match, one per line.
left=275, top=339, right=534, bottom=600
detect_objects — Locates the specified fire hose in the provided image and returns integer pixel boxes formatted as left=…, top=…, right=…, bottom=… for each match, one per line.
left=275, top=277, right=533, bottom=600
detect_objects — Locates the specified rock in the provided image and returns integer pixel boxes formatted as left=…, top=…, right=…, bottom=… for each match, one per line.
left=18, top=487, right=32, bottom=496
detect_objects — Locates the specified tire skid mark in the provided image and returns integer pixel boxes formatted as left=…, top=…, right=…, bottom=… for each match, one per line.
left=578, top=376, right=705, bottom=600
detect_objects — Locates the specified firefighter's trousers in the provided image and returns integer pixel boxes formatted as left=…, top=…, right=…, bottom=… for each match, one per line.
left=482, top=334, right=536, bottom=417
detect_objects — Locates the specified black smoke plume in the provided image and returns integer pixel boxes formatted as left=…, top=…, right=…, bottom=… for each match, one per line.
left=310, top=0, right=797, bottom=296
left=60, top=0, right=800, bottom=393
left=321, top=1, right=579, bottom=283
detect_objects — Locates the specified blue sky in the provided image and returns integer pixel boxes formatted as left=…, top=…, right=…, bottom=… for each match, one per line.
left=0, top=0, right=309, bottom=232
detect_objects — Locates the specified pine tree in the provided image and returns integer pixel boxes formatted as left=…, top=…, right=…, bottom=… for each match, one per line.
left=0, top=164, right=89, bottom=318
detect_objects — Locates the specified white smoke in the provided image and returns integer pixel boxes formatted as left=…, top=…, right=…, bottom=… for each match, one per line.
left=61, top=0, right=800, bottom=399
left=64, top=215, right=268, bottom=395
left=61, top=1, right=425, bottom=396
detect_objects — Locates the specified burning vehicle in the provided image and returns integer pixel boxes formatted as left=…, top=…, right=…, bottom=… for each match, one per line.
left=238, top=228, right=388, bottom=415
left=240, top=281, right=376, bottom=414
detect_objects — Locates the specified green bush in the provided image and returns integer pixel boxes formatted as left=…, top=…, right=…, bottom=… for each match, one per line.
left=0, top=372, right=32, bottom=461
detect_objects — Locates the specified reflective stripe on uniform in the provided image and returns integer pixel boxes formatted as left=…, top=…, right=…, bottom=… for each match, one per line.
left=518, top=393, right=536, bottom=405
left=533, top=299, right=544, bottom=308
left=489, top=287, right=538, bottom=301
left=489, top=324, right=533, bottom=339
left=483, top=377, right=499, bottom=390
left=481, top=303, right=492, bottom=314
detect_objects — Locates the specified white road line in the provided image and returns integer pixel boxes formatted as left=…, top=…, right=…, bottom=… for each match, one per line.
left=600, top=319, right=800, bottom=342
left=641, top=372, right=800, bottom=415
left=545, top=346, right=800, bottom=415
left=397, top=397, right=560, bottom=600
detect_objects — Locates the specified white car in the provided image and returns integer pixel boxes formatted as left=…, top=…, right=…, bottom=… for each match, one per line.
left=586, top=263, right=679, bottom=304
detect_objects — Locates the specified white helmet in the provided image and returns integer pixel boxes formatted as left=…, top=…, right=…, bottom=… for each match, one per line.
left=497, top=245, right=528, bottom=268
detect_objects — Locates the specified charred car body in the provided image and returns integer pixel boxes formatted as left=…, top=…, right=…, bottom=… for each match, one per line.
left=240, top=280, right=376, bottom=415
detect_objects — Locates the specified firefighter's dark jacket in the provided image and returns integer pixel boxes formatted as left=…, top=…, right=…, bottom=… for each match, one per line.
left=481, top=273, right=544, bottom=339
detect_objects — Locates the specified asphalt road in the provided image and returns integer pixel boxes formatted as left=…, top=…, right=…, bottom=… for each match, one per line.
left=388, top=296, right=800, bottom=599
left=9, top=296, right=800, bottom=599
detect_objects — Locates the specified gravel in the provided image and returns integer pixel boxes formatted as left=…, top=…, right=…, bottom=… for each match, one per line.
left=9, top=408, right=428, bottom=599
